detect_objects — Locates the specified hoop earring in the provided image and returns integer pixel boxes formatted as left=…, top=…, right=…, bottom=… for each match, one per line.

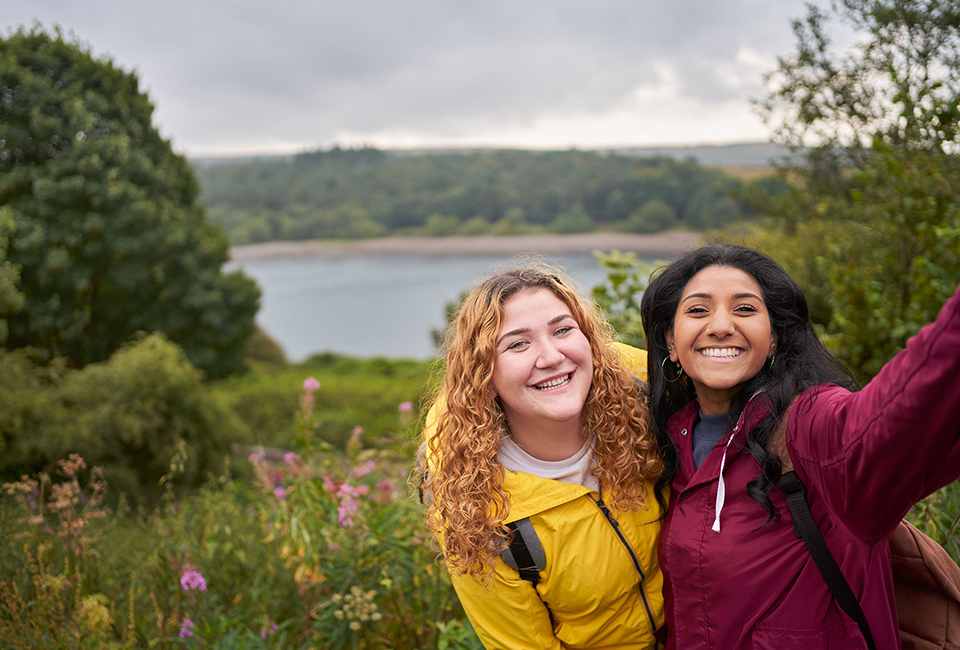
left=661, top=356, right=684, bottom=383
left=768, top=354, right=776, bottom=371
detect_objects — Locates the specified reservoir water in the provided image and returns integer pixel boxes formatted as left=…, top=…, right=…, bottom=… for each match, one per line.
left=231, top=254, right=626, bottom=361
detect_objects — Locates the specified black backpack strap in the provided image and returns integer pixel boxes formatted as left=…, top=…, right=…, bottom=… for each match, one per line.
left=501, top=518, right=545, bottom=586
left=415, top=441, right=429, bottom=505
left=779, top=471, right=876, bottom=650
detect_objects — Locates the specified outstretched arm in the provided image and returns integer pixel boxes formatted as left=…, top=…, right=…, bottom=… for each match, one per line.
left=789, top=284, right=960, bottom=544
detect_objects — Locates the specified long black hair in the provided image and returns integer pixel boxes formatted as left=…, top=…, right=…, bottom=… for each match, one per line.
left=640, top=245, right=857, bottom=518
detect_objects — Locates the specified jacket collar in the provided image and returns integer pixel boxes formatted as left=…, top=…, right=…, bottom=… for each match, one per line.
left=668, top=393, right=772, bottom=494
left=502, top=469, right=593, bottom=523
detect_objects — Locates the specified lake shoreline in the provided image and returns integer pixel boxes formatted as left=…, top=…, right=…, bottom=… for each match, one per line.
left=229, top=231, right=704, bottom=262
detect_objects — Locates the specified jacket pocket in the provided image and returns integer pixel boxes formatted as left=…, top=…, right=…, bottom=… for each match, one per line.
left=752, top=620, right=868, bottom=650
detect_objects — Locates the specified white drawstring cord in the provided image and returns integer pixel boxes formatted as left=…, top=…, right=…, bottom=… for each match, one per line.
left=711, top=433, right=737, bottom=533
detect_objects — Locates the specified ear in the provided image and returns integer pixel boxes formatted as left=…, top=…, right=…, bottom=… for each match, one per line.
left=665, top=328, right=678, bottom=362
left=769, top=333, right=777, bottom=357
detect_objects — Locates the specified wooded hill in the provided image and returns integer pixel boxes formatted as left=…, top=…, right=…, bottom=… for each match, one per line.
left=195, top=147, right=785, bottom=245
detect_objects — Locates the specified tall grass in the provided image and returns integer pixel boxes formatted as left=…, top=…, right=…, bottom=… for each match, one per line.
left=0, top=376, right=480, bottom=649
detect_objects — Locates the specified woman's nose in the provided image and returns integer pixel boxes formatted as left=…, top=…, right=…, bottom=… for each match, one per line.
left=709, top=310, right=736, bottom=336
left=535, top=342, right=565, bottom=368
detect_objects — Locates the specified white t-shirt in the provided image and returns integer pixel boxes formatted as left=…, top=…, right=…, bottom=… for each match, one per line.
left=499, top=435, right=599, bottom=492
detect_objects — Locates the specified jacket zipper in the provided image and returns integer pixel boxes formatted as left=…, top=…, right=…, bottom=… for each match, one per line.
left=591, top=486, right=659, bottom=641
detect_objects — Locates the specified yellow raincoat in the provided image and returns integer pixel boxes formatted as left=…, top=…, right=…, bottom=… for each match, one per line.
left=424, top=344, right=665, bottom=649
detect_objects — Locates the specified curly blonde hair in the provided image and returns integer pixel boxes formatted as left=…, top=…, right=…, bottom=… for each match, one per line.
left=423, top=264, right=662, bottom=578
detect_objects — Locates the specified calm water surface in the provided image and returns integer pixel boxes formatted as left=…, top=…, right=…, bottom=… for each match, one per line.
left=232, top=254, right=623, bottom=360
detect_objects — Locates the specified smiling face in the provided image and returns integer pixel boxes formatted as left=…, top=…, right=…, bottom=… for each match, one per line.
left=667, top=265, right=775, bottom=415
left=491, top=288, right=594, bottom=458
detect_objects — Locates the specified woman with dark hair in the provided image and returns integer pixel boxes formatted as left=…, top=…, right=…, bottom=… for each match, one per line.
left=421, top=264, right=665, bottom=649
left=640, top=244, right=960, bottom=649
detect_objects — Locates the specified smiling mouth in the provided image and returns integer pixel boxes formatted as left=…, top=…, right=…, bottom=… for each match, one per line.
left=698, top=348, right=743, bottom=359
left=534, top=373, right=572, bottom=390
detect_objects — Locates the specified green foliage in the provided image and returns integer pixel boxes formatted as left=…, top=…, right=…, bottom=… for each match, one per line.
left=256, top=380, right=469, bottom=650
left=619, top=199, right=676, bottom=234
left=746, top=0, right=960, bottom=382
left=0, top=376, right=475, bottom=649
left=0, top=457, right=303, bottom=648
left=0, top=27, right=260, bottom=379
left=243, top=326, right=288, bottom=367
left=198, top=148, right=752, bottom=244
left=758, top=0, right=960, bottom=156
left=591, top=250, right=663, bottom=349
left=0, top=334, right=251, bottom=505
left=908, top=482, right=960, bottom=563
left=213, top=354, right=432, bottom=451
left=0, top=209, right=23, bottom=345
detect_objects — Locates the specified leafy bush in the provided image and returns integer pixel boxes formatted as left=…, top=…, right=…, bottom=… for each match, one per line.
left=0, top=334, right=251, bottom=505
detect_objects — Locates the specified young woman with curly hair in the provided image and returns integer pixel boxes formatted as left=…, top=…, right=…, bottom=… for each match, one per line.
left=420, top=264, right=665, bottom=650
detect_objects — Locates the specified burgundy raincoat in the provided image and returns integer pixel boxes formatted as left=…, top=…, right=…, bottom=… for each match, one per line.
left=660, top=285, right=960, bottom=649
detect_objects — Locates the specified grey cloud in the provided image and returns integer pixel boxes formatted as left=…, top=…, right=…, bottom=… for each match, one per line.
left=2, top=0, right=815, bottom=153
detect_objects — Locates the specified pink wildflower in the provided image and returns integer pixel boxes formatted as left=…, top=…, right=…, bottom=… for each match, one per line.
left=179, top=618, right=195, bottom=637
left=261, top=622, right=278, bottom=638
left=351, top=459, right=375, bottom=478
left=398, top=401, right=413, bottom=413
left=248, top=452, right=262, bottom=464
left=338, top=494, right=359, bottom=528
left=283, top=452, right=301, bottom=466
left=303, top=377, right=320, bottom=392
left=180, top=564, right=207, bottom=592
left=376, top=478, right=397, bottom=502
left=351, top=426, right=364, bottom=437
left=274, top=486, right=287, bottom=500
left=328, top=542, right=340, bottom=551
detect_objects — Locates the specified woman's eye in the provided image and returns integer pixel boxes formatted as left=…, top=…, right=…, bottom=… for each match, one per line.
left=685, top=306, right=708, bottom=315
left=555, top=326, right=573, bottom=336
left=735, top=304, right=759, bottom=313
left=505, top=340, right=527, bottom=351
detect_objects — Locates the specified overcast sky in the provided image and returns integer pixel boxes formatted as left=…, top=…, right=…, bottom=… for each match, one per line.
left=2, top=1, right=828, bottom=158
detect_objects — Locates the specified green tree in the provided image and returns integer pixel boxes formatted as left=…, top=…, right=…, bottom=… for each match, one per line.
left=619, top=199, right=676, bottom=234
left=748, top=0, right=960, bottom=381
left=0, top=27, right=260, bottom=378
left=0, top=208, right=24, bottom=343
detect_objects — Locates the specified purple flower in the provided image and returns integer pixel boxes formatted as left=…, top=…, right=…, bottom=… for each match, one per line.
left=248, top=452, right=262, bottom=464
left=274, top=486, right=287, bottom=500
left=303, top=377, right=320, bottom=392
left=398, top=401, right=413, bottom=413
left=179, top=618, right=195, bottom=637
left=261, top=622, right=278, bottom=638
left=283, top=452, right=301, bottom=466
left=351, top=460, right=375, bottom=479
left=180, top=564, right=207, bottom=592
left=338, top=495, right=359, bottom=528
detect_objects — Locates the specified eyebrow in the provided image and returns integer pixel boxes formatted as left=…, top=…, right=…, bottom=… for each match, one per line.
left=680, top=291, right=763, bottom=303
left=496, top=314, right=575, bottom=347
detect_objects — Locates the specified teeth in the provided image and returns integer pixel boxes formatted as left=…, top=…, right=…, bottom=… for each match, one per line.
left=699, top=348, right=741, bottom=358
left=535, top=374, right=571, bottom=390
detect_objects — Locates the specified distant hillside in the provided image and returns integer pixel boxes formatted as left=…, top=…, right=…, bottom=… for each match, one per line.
left=193, top=146, right=786, bottom=246
left=192, top=141, right=789, bottom=169
left=603, top=141, right=791, bottom=166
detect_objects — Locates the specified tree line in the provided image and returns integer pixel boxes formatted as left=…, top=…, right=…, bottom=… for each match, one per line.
left=196, top=147, right=783, bottom=244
